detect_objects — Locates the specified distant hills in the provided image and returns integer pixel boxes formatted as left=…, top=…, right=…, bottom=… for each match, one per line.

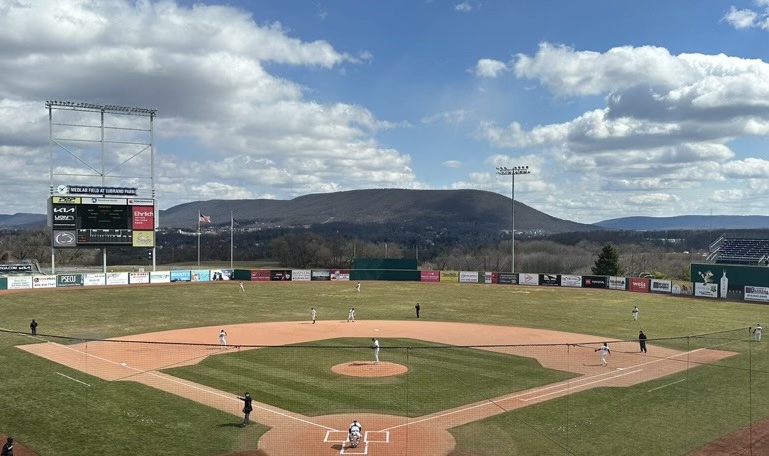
left=2, top=189, right=769, bottom=233
left=596, top=215, right=769, bottom=231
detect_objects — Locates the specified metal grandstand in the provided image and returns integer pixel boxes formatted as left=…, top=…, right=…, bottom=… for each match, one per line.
left=706, top=235, right=769, bottom=265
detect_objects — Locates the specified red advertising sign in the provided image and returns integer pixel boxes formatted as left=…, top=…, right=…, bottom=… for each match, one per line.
left=250, top=270, right=271, bottom=281
left=629, top=278, right=650, bottom=293
left=132, top=206, right=155, bottom=230
left=420, top=270, right=440, bottom=282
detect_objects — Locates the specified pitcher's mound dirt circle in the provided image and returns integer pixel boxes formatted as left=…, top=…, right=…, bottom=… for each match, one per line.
left=331, top=361, right=408, bottom=377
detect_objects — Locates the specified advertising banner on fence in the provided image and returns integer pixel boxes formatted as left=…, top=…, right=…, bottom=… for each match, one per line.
left=518, top=273, right=538, bottom=285
left=250, top=270, right=271, bottom=281
left=0, top=264, right=33, bottom=274
left=420, top=270, right=440, bottom=282
left=57, top=274, right=83, bottom=287
left=191, top=270, right=211, bottom=281
left=171, top=270, right=191, bottom=282
left=459, top=271, right=479, bottom=283
left=745, top=286, right=769, bottom=303
left=84, top=273, right=106, bottom=286
left=608, top=276, right=627, bottom=290
left=440, top=271, right=459, bottom=283
left=7, top=276, right=33, bottom=290
left=560, top=275, right=582, bottom=287
left=271, top=270, right=292, bottom=281
left=671, top=281, right=693, bottom=295
left=210, top=269, right=234, bottom=281
left=292, top=269, right=311, bottom=281
left=32, top=276, right=57, bottom=288
left=695, top=282, right=719, bottom=298
left=497, top=272, right=518, bottom=285
left=0, top=277, right=5, bottom=290
left=650, top=279, right=672, bottom=294
left=331, top=270, right=350, bottom=281
left=150, top=271, right=171, bottom=283
left=106, top=272, right=129, bottom=285
left=311, top=270, right=330, bottom=281
left=481, top=272, right=494, bottom=284
left=629, top=278, right=650, bottom=293
left=129, top=272, right=150, bottom=284
left=582, top=276, right=607, bottom=288
left=539, top=274, right=560, bottom=286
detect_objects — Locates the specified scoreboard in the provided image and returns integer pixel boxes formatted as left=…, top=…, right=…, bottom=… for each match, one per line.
left=49, top=196, right=156, bottom=248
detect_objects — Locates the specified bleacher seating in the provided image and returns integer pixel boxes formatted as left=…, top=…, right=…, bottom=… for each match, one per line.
left=709, top=237, right=769, bottom=265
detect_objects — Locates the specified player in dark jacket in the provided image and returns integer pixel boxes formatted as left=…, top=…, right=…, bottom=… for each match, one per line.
left=238, top=392, right=253, bottom=427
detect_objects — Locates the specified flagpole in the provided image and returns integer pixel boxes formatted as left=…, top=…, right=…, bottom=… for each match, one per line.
left=197, top=210, right=201, bottom=267
left=230, top=211, right=234, bottom=269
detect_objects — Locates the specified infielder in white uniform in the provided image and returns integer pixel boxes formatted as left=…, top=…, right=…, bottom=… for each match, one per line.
left=219, top=329, right=228, bottom=348
left=754, top=324, right=762, bottom=342
left=347, top=307, right=355, bottom=323
left=372, top=338, right=380, bottom=364
left=595, top=342, right=611, bottom=366
left=311, top=308, right=317, bottom=324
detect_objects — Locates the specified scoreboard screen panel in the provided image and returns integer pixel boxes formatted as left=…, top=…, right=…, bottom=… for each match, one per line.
left=78, top=205, right=130, bottom=229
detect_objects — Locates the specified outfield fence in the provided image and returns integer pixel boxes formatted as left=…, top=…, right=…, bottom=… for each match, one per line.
left=5, top=327, right=769, bottom=455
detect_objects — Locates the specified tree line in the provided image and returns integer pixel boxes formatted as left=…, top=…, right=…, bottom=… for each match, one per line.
left=0, top=226, right=710, bottom=280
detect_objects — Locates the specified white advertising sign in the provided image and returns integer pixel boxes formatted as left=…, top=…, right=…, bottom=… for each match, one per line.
left=84, top=273, right=106, bottom=286
left=7, top=276, right=33, bottom=290
left=292, top=269, right=311, bottom=281
left=129, top=272, right=150, bottom=284
left=459, top=271, right=479, bottom=283
left=694, top=282, right=718, bottom=298
left=561, top=275, right=582, bottom=287
left=32, top=275, right=57, bottom=289
left=519, top=273, right=539, bottom=285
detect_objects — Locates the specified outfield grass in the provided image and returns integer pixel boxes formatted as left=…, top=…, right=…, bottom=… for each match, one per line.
left=1, top=281, right=769, bottom=454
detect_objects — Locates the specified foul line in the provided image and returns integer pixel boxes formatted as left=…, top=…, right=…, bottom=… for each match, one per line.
left=382, top=347, right=708, bottom=432
left=648, top=378, right=686, bottom=392
left=44, top=341, right=336, bottom=432
left=56, top=371, right=91, bottom=387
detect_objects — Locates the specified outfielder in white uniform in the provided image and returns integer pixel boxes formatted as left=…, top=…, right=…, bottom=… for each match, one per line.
left=754, top=324, right=762, bottom=342
left=356, top=282, right=361, bottom=292
left=595, top=342, right=611, bottom=366
left=348, top=420, right=362, bottom=448
left=632, top=306, right=639, bottom=321
left=311, top=308, right=317, bottom=324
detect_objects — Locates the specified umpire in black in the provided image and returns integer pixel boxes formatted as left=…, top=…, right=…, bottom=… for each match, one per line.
left=639, top=331, right=648, bottom=353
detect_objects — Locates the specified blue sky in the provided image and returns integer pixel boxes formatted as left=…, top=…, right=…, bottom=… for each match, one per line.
left=1, top=0, right=769, bottom=223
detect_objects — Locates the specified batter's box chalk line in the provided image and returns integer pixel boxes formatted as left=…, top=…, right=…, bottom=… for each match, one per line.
left=325, top=430, right=390, bottom=454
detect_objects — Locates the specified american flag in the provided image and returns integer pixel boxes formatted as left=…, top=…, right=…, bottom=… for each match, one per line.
left=199, top=214, right=211, bottom=223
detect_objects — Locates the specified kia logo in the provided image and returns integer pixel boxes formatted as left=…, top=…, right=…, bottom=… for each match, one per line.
left=53, top=207, right=75, bottom=213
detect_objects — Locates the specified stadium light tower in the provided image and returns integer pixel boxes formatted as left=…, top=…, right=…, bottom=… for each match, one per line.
left=496, top=166, right=531, bottom=273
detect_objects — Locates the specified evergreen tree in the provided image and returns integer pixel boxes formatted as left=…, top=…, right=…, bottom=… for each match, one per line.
left=591, top=244, right=623, bottom=276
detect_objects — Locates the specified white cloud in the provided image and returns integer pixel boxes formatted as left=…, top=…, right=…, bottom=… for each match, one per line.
left=627, top=193, right=681, bottom=204
left=442, top=160, right=462, bottom=168
left=723, top=6, right=760, bottom=28
left=455, top=2, right=473, bottom=13
left=421, top=109, right=471, bottom=124
left=473, top=59, right=508, bottom=78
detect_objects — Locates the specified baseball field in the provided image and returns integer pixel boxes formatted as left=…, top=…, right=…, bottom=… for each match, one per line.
left=1, top=280, right=768, bottom=455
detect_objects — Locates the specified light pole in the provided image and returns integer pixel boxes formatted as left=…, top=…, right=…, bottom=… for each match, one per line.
left=496, top=166, right=531, bottom=273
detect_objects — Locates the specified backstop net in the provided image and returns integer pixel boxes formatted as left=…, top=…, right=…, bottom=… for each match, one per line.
left=3, top=327, right=766, bottom=455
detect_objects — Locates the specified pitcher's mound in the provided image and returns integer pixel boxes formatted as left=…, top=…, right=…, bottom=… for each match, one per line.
left=331, top=361, right=408, bottom=377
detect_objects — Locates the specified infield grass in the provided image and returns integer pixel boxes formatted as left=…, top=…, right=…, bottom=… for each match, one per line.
left=1, top=280, right=769, bottom=454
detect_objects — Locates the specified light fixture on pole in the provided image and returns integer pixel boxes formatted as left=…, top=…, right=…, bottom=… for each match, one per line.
left=496, top=166, right=531, bottom=273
